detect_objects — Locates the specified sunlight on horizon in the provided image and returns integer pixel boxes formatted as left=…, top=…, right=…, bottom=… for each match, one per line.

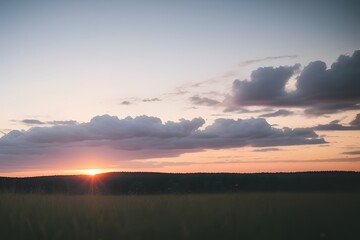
left=84, top=169, right=101, bottom=176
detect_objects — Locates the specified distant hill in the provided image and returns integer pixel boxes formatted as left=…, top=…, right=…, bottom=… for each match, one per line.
left=1, top=172, right=359, bottom=194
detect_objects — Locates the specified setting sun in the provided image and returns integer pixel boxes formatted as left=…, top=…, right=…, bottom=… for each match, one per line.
left=86, top=169, right=99, bottom=176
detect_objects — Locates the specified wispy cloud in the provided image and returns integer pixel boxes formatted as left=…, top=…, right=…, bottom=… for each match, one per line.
left=19, top=119, right=78, bottom=126
left=223, top=107, right=274, bottom=114
left=22, top=119, right=46, bottom=125
left=211, top=157, right=360, bottom=164
left=189, top=95, right=221, bottom=106
left=259, top=109, right=294, bottom=118
left=119, top=97, right=162, bottom=105
left=343, top=151, right=360, bottom=155
left=240, top=55, right=298, bottom=66
left=120, top=100, right=132, bottom=105
left=253, top=148, right=281, bottom=152
left=119, top=155, right=360, bottom=169
left=142, top=98, right=161, bottom=102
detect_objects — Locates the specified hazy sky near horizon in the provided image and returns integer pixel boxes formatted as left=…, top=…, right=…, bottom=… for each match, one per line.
left=1, top=0, right=360, bottom=176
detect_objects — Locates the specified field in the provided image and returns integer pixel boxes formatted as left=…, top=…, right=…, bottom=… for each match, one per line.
left=0, top=193, right=359, bottom=240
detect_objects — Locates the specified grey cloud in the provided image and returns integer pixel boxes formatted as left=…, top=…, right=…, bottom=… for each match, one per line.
left=0, top=115, right=325, bottom=169
left=223, top=107, right=274, bottom=113
left=211, top=157, right=360, bottom=164
left=253, top=148, right=281, bottom=152
left=120, top=97, right=162, bottom=105
left=228, top=50, right=360, bottom=115
left=230, top=64, right=300, bottom=106
left=314, top=123, right=360, bottom=131
left=20, top=119, right=78, bottom=126
left=304, top=103, right=360, bottom=115
left=47, top=120, right=78, bottom=125
left=22, top=119, right=46, bottom=125
left=142, top=98, right=161, bottom=102
left=350, top=114, right=360, bottom=126
left=240, top=55, right=298, bottom=66
left=189, top=95, right=221, bottom=106
left=125, top=156, right=360, bottom=169
left=313, top=114, right=360, bottom=131
left=120, top=100, right=132, bottom=105
left=343, top=151, right=360, bottom=155
left=259, top=109, right=294, bottom=118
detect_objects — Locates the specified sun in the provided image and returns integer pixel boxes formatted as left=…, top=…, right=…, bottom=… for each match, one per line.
left=85, top=169, right=99, bottom=176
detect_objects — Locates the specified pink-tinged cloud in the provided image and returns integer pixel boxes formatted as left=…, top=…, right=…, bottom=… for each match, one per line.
left=0, top=115, right=325, bottom=171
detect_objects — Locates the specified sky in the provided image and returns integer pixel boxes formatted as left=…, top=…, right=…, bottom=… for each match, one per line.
left=0, top=0, right=360, bottom=177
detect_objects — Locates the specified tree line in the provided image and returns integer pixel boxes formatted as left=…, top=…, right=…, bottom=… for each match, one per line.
left=0, top=171, right=359, bottom=194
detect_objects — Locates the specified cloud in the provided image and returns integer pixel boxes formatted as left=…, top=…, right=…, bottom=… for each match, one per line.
left=211, top=157, right=360, bottom=164
left=350, top=114, right=360, bottom=126
left=189, top=95, right=221, bottom=106
left=22, top=119, right=46, bottom=125
left=47, top=120, right=78, bottom=125
left=228, top=64, right=301, bottom=106
left=0, top=130, right=9, bottom=136
left=120, top=100, right=132, bottom=105
left=240, top=55, right=298, bottom=66
left=253, top=148, right=281, bottom=152
left=303, top=102, right=360, bottom=116
left=120, top=97, right=162, bottom=105
left=223, top=107, right=274, bottom=113
left=142, top=98, right=161, bottom=102
left=259, top=109, right=294, bottom=118
left=0, top=115, right=325, bottom=169
left=227, top=50, right=360, bottom=115
left=343, top=151, right=360, bottom=155
left=313, top=114, right=360, bottom=131
left=19, top=119, right=78, bottom=126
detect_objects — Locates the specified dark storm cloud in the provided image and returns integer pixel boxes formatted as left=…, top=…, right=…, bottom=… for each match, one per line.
left=189, top=95, right=221, bottom=106
left=259, top=109, right=294, bottom=118
left=227, top=50, right=360, bottom=115
left=0, top=115, right=325, bottom=167
left=313, top=114, right=360, bottom=131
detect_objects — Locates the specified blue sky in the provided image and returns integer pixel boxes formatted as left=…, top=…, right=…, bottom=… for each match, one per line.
left=0, top=0, right=359, bottom=176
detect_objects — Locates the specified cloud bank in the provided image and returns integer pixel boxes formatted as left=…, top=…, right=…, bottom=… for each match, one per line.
left=0, top=115, right=325, bottom=169
left=227, top=50, right=360, bottom=115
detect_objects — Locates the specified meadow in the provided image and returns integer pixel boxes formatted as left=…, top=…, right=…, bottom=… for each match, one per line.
left=0, top=192, right=359, bottom=240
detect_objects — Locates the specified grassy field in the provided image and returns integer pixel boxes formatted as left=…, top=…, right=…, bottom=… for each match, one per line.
left=0, top=193, right=359, bottom=240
